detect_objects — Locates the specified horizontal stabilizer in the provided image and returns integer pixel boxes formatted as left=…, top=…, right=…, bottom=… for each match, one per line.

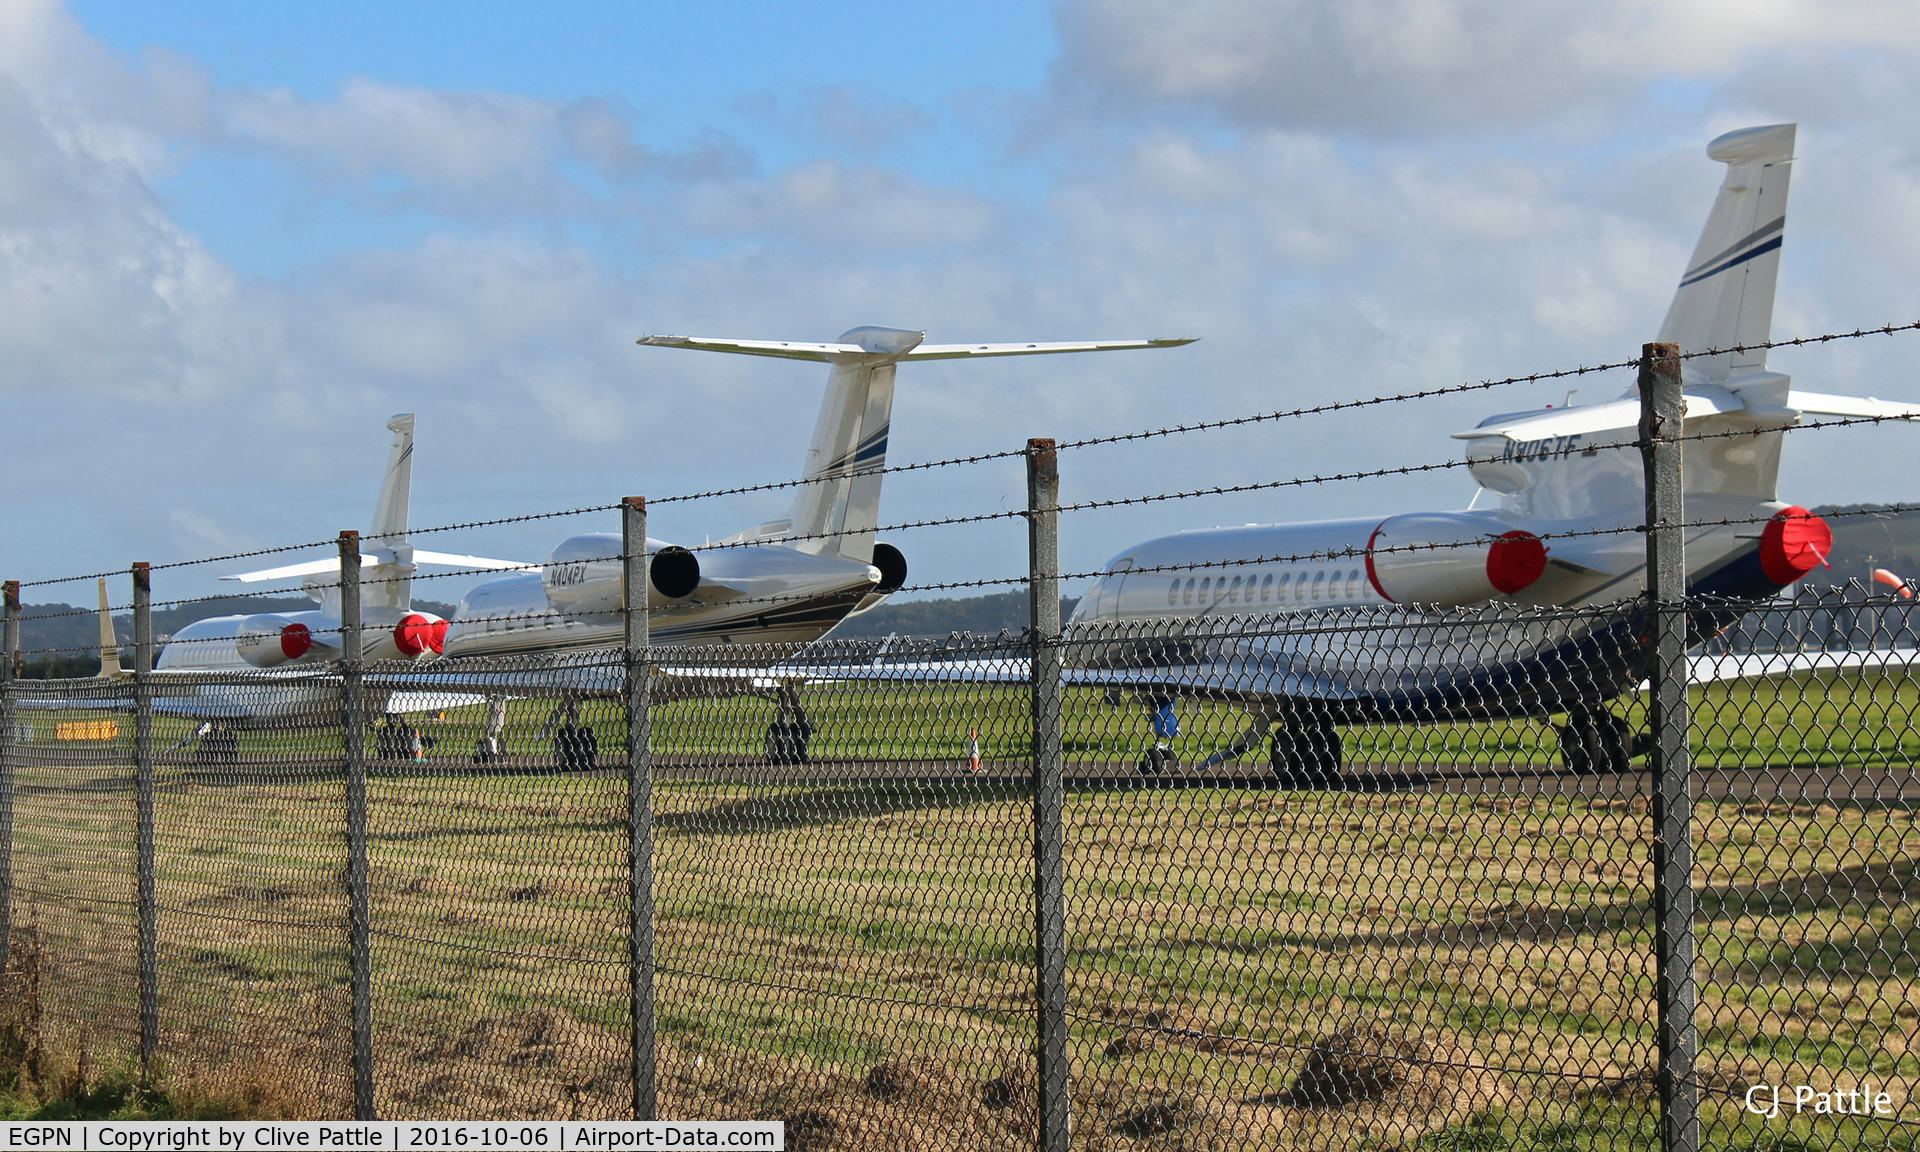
left=222, top=551, right=533, bottom=583
left=1452, top=387, right=1747, bottom=441
left=1784, top=391, right=1920, bottom=421
left=638, top=334, right=1197, bottom=364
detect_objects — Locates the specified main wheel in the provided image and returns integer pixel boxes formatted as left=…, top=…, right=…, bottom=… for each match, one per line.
left=1138, top=746, right=1176, bottom=776
left=1270, top=714, right=1341, bottom=789
left=1558, top=709, right=1630, bottom=775
left=765, top=720, right=812, bottom=765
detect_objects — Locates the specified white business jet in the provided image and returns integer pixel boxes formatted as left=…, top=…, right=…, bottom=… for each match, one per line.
left=1066, top=123, right=1920, bottom=781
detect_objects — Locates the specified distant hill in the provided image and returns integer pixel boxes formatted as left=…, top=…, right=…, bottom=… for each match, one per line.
left=11, top=595, right=459, bottom=676
left=828, top=591, right=1080, bottom=639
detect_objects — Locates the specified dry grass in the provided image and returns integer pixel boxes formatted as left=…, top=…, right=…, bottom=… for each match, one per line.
left=6, top=670, right=1919, bottom=1146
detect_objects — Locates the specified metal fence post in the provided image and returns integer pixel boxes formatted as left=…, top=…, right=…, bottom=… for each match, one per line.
left=1640, top=342, right=1698, bottom=1152
left=133, top=563, right=158, bottom=1077
left=1, top=581, right=18, bottom=985
left=1026, top=438, right=1070, bottom=1152
left=339, top=531, right=376, bottom=1120
left=622, top=496, right=657, bottom=1120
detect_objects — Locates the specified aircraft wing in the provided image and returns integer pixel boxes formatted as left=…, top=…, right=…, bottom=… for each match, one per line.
left=1675, top=647, right=1920, bottom=685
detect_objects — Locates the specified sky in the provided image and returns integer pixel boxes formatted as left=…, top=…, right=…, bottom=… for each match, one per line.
left=7, top=0, right=1920, bottom=612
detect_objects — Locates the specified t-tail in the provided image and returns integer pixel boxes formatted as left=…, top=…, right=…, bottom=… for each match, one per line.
left=638, top=326, right=1198, bottom=564
left=1460, top=122, right=1920, bottom=528
left=1658, top=123, right=1796, bottom=387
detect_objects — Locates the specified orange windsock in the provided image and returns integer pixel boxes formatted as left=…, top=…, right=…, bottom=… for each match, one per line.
left=1872, top=568, right=1913, bottom=598
left=968, top=726, right=982, bottom=773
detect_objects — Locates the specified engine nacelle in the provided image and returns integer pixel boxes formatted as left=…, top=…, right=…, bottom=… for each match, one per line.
left=237, top=613, right=340, bottom=668
left=542, top=533, right=702, bottom=618
left=237, top=610, right=448, bottom=667
left=1365, top=514, right=1547, bottom=607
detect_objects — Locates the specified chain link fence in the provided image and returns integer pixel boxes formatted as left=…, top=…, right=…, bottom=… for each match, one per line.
left=2, top=342, right=1919, bottom=1150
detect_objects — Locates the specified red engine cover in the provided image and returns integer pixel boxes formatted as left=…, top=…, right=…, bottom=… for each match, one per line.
left=1759, top=507, right=1832, bottom=586
left=280, top=623, right=313, bottom=660
left=1486, top=531, right=1548, bottom=595
left=393, top=614, right=447, bottom=657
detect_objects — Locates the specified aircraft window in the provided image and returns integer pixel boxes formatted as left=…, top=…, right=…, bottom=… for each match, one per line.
left=1260, top=573, right=1273, bottom=602
left=1228, top=575, right=1242, bottom=603
left=1311, top=571, right=1326, bottom=601
left=1168, top=580, right=1179, bottom=605
left=1184, top=578, right=1195, bottom=605
left=1347, top=569, right=1361, bottom=599
left=1198, top=577, right=1211, bottom=606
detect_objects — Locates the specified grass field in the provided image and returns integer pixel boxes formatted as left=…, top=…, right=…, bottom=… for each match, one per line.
left=4, top=664, right=1919, bottom=1147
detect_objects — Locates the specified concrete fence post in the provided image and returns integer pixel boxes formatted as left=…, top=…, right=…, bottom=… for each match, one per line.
left=1026, top=438, right=1070, bottom=1152
left=1, top=581, right=18, bottom=985
left=622, top=496, right=657, bottom=1120
left=339, top=531, right=376, bottom=1120
left=1640, top=342, right=1698, bottom=1152
left=133, top=563, right=158, bottom=1076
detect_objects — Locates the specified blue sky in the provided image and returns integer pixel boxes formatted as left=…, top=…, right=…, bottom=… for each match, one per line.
left=8, top=0, right=1920, bottom=611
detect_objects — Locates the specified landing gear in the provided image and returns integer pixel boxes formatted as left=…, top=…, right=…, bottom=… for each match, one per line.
left=1136, top=697, right=1181, bottom=775
left=1557, top=707, right=1631, bottom=775
left=473, top=697, right=507, bottom=764
left=1270, top=711, right=1341, bottom=789
left=1138, top=745, right=1177, bottom=775
left=764, top=683, right=813, bottom=766
left=550, top=701, right=599, bottom=772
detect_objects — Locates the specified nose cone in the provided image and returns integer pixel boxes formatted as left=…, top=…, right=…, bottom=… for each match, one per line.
left=838, top=326, right=925, bottom=356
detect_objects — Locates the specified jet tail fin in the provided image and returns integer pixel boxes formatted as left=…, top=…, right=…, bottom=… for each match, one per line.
left=1656, top=123, right=1796, bottom=383
left=96, top=578, right=122, bottom=678
left=640, top=327, right=1196, bottom=562
left=369, top=414, right=414, bottom=545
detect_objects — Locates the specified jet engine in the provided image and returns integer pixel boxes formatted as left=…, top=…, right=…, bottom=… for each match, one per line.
left=1364, top=513, right=1548, bottom=606
left=845, top=542, right=909, bottom=618
left=541, top=533, right=702, bottom=619
left=237, top=610, right=450, bottom=667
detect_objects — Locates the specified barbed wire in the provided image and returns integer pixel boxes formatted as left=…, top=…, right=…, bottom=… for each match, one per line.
left=9, top=318, right=1920, bottom=592
left=634, top=318, right=1920, bottom=507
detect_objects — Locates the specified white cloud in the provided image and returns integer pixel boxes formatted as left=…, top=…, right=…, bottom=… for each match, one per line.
left=1052, top=0, right=1920, bottom=132
left=6, top=0, right=1920, bottom=600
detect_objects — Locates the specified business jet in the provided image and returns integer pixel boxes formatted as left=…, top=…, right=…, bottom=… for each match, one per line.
left=414, top=326, right=1191, bottom=760
left=434, top=327, right=1194, bottom=658
left=1064, top=123, right=1920, bottom=782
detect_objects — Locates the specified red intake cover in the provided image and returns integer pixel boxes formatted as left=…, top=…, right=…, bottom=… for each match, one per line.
left=394, top=614, right=441, bottom=657
left=1486, top=531, right=1547, bottom=594
left=280, top=623, right=313, bottom=660
left=1760, top=507, right=1832, bottom=585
